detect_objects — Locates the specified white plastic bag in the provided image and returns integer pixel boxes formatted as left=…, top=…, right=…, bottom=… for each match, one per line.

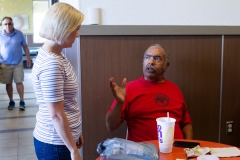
left=97, top=138, right=159, bottom=160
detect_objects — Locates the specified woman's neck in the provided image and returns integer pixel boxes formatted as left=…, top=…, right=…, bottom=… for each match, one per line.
left=42, top=40, right=63, bottom=55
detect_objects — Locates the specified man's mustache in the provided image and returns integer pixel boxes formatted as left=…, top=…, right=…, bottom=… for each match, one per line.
left=146, top=64, right=156, bottom=72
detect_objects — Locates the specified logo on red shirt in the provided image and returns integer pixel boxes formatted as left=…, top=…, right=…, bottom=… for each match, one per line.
left=154, top=93, right=169, bottom=107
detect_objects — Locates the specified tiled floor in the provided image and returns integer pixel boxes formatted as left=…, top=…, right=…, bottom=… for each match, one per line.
left=0, top=69, right=38, bottom=160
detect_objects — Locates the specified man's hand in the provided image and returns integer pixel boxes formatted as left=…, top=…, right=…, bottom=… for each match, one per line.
left=22, top=45, right=31, bottom=68
left=26, top=59, right=32, bottom=68
left=109, top=77, right=127, bottom=103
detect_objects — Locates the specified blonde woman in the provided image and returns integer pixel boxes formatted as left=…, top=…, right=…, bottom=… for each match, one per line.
left=32, top=2, right=84, bottom=160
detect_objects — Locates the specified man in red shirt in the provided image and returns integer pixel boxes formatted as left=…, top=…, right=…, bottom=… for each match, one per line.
left=106, top=44, right=193, bottom=142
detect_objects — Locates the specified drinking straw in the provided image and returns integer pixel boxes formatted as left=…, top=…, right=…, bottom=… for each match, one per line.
left=167, top=112, right=169, bottom=122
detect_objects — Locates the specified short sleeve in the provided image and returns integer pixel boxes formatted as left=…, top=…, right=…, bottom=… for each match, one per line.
left=39, top=61, right=64, bottom=102
left=180, top=102, right=192, bottom=128
left=19, top=31, right=27, bottom=46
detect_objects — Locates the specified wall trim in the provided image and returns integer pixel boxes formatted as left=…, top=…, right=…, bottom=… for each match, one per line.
left=79, top=25, right=240, bottom=35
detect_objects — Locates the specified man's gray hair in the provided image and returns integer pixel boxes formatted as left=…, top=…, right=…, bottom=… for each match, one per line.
left=148, top=44, right=169, bottom=62
left=1, top=16, right=12, bottom=22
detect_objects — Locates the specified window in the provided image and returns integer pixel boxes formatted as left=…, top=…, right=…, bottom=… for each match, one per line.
left=33, top=0, right=49, bottom=43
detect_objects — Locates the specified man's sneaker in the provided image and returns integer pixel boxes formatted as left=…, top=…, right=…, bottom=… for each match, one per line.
left=8, top=101, right=15, bottom=110
left=19, top=100, right=25, bottom=110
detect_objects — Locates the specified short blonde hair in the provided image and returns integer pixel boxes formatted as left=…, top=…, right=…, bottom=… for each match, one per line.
left=39, top=2, right=84, bottom=44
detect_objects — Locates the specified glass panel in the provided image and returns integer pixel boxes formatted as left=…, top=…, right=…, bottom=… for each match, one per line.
left=33, top=0, right=49, bottom=43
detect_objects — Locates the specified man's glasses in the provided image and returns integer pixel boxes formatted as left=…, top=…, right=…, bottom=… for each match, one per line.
left=4, top=23, right=12, bottom=26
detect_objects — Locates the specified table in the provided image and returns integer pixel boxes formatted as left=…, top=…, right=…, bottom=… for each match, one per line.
left=96, top=139, right=240, bottom=160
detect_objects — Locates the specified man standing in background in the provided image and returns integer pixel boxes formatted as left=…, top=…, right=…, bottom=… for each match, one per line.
left=0, top=16, right=31, bottom=110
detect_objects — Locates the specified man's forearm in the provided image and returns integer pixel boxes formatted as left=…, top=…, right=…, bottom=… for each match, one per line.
left=23, top=45, right=31, bottom=60
left=182, top=124, right=193, bottom=139
left=106, top=102, right=123, bottom=131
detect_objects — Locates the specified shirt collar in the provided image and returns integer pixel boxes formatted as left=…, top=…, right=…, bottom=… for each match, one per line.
left=3, top=28, right=16, bottom=36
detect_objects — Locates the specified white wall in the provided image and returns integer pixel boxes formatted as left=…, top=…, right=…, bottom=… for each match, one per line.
left=73, top=0, right=240, bottom=26
left=59, top=0, right=80, bottom=10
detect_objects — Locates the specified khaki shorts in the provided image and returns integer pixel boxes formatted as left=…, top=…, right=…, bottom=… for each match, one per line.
left=0, top=63, right=24, bottom=84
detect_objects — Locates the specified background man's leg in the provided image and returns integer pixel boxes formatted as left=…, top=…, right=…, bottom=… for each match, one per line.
left=16, top=82, right=25, bottom=110
left=16, top=82, right=24, bottom=100
left=6, top=83, right=15, bottom=110
left=6, top=84, right=13, bottom=101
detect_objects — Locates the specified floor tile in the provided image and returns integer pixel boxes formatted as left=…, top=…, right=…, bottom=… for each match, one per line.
left=0, top=156, right=17, bottom=160
left=18, top=145, right=35, bottom=155
left=0, top=132, right=18, bottom=140
left=18, top=154, right=37, bottom=160
left=19, top=108, right=38, bottom=117
left=0, top=138, right=18, bottom=147
left=19, top=117, right=36, bottom=123
left=0, top=110, right=20, bottom=118
left=19, top=137, right=33, bottom=146
left=19, top=117, right=36, bottom=128
left=0, top=119, right=19, bottom=130
left=19, top=130, right=34, bottom=138
left=0, top=109, right=38, bottom=119
left=0, top=146, right=18, bottom=157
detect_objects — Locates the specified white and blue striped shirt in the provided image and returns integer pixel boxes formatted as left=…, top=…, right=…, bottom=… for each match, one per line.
left=32, top=48, right=81, bottom=145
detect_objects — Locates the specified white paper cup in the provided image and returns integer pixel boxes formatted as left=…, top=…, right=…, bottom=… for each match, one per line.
left=159, top=143, right=173, bottom=153
left=156, top=117, right=176, bottom=153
